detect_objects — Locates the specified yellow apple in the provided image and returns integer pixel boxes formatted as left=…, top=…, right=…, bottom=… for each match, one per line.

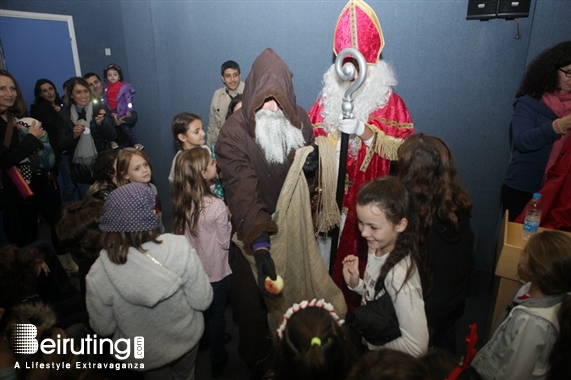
left=264, top=275, right=284, bottom=294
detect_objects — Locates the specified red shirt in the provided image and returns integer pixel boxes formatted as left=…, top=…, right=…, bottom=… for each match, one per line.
left=106, top=81, right=122, bottom=111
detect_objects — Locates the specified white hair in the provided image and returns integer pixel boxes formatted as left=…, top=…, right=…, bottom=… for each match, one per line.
left=255, top=109, right=305, bottom=164
left=318, top=61, right=396, bottom=156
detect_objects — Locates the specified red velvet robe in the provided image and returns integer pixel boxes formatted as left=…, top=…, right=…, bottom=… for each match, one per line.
left=309, top=92, right=414, bottom=311
left=515, top=134, right=571, bottom=232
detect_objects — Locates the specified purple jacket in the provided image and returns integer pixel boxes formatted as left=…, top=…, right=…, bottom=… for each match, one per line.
left=103, top=81, right=135, bottom=118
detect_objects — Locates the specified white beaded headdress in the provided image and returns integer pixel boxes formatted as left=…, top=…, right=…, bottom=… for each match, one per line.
left=276, top=298, right=344, bottom=339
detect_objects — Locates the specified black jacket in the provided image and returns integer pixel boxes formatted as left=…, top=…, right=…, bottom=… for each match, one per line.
left=58, top=105, right=116, bottom=159
left=30, top=101, right=64, bottom=162
left=424, top=214, right=475, bottom=326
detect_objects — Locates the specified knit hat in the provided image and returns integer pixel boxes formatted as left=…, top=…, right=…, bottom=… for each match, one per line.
left=333, top=0, right=384, bottom=64
left=99, top=183, right=158, bottom=232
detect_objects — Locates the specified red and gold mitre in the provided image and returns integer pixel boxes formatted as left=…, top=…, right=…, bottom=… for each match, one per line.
left=333, top=0, right=384, bottom=64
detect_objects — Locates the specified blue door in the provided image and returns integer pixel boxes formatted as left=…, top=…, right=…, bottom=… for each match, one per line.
left=0, top=10, right=80, bottom=111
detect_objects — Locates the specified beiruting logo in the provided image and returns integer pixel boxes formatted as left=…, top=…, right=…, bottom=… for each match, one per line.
left=11, top=324, right=145, bottom=370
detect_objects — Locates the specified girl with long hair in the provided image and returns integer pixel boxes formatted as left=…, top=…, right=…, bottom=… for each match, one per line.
left=168, top=112, right=224, bottom=199
left=342, top=176, right=428, bottom=357
left=172, top=147, right=232, bottom=377
left=168, top=112, right=205, bottom=184
left=397, top=133, right=474, bottom=351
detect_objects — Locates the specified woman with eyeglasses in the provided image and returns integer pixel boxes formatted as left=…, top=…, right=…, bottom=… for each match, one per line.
left=501, top=40, right=571, bottom=222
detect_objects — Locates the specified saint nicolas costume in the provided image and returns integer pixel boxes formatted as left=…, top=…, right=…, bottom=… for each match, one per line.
left=309, top=0, right=414, bottom=311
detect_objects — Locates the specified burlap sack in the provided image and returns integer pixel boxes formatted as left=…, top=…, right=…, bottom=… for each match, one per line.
left=233, top=145, right=347, bottom=334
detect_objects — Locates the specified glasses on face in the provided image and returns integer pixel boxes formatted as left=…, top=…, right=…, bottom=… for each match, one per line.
left=559, top=68, right=571, bottom=78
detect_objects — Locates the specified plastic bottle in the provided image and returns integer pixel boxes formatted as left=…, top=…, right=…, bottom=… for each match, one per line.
left=522, top=193, right=542, bottom=241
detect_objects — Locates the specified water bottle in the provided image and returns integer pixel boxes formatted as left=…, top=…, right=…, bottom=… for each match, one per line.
left=522, top=193, right=542, bottom=241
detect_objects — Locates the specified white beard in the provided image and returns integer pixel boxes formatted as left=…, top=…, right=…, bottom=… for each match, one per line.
left=255, top=109, right=305, bottom=164
left=319, top=61, right=397, bottom=156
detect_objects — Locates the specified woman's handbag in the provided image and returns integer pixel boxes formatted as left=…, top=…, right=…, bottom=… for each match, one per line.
left=4, top=165, right=34, bottom=199
left=345, top=285, right=401, bottom=346
left=1, top=114, right=34, bottom=199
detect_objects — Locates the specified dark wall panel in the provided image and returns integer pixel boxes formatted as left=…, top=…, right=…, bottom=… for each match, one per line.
left=1, top=0, right=570, bottom=271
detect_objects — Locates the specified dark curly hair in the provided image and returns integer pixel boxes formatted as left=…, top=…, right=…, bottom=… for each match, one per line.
left=516, top=40, right=571, bottom=99
left=397, top=134, right=472, bottom=289
left=91, top=149, right=119, bottom=184
left=397, top=134, right=472, bottom=232
left=56, top=198, right=105, bottom=260
left=0, top=245, right=43, bottom=312
left=346, top=348, right=429, bottom=380
left=421, top=348, right=482, bottom=380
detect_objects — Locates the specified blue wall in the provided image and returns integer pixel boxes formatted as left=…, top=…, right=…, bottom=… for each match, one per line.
left=1, top=0, right=570, bottom=272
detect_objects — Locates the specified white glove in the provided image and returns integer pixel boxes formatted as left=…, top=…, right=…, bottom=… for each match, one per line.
left=338, top=118, right=365, bottom=136
left=363, top=136, right=374, bottom=147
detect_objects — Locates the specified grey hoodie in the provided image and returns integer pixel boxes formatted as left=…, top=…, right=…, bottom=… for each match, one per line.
left=86, top=234, right=213, bottom=370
